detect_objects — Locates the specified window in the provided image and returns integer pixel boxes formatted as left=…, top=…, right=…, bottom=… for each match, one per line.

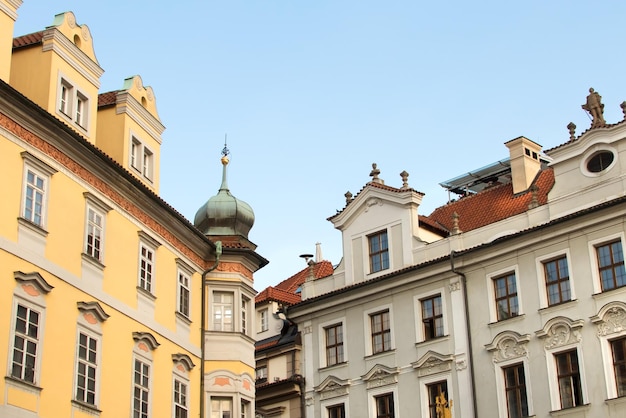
left=241, top=296, right=249, bottom=335
left=543, top=256, right=571, bottom=306
left=143, top=148, right=154, bottom=180
left=427, top=381, right=448, bottom=418
left=177, top=271, right=190, bottom=317
left=23, top=168, right=47, bottom=227
left=211, top=397, right=232, bottom=418
left=596, top=240, right=626, bottom=291
left=75, top=93, right=87, bottom=127
left=503, top=363, right=529, bottom=418
left=75, top=332, right=98, bottom=405
left=368, top=230, right=389, bottom=273
left=325, top=323, right=344, bottom=366
left=256, top=365, right=267, bottom=382
left=494, top=273, right=519, bottom=321
left=174, top=379, right=188, bottom=418
left=611, top=337, right=626, bottom=397
left=587, top=150, right=614, bottom=173
left=374, top=393, right=394, bottom=418
left=327, top=404, right=345, bottom=418
left=259, top=309, right=268, bottom=332
left=240, top=399, right=250, bottom=418
left=85, top=206, right=104, bottom=261
left=370, top=310, right=391, bottom=354
left=212, top=292, right=233, bottom=331
left=138, top=244, right=155, bottom=293
left=133, top=359, right=150, bottom=418
left=60, top=82, right=71, bottom=115
left=421, top=295, right=444, bottom=340
left=555, top=350, right=583, bottom=408
left=10, top=304, right=40, bottom=383
left=57, top=77, right=89, bottom=130
left=131, top=137, right=141, bottom=170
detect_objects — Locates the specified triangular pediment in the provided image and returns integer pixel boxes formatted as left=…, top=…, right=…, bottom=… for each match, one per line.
left=361, top=364, right=399, bottom=388
left=314, top=375, right=351, bottom=400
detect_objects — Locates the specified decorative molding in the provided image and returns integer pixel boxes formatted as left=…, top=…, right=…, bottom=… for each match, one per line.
left=591, top=301, right=626, bottom=337
left=361, top=364, right=399, bottom=389
left=77, top=301, right=110, bottom=322
left=172, top=353, right=195, bottom=370
left=138, top=230, right=161, bottom=248
left=132, top=331, right=160, bottom=350
left=364, top=197, right=383, bottom=212
left=216, top=261, right=253, bottom=280
left=448, top=281, right=461, bottom=292
left=412, top=351, right=454, bottom=377
left=535, top=316, right=584, bottom=350
left=315, top=375, right=351, bottom=400
left=14, top=271, right=54, bottom=294
left=485, top=331, right=530, bottom=363
left=83, top=192, right=112, bottom=213
left=21, top=151, right=58, bottom=176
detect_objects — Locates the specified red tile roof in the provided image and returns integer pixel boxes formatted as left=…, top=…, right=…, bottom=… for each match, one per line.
left=98, top=91, right=119, bottom=107
left=255, top=260, right=334, bottom=305
left=13, top=32, right=44, bottom=49
left=426, top=168, right=554, bottom=233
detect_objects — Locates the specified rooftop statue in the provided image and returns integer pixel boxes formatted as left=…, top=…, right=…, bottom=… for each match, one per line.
left=582, top=87, right=606, bottom=128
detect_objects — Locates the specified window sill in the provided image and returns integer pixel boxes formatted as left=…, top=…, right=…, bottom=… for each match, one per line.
left=415, top=335, right=449, bottom=347
left=175, top=311, right=192, bottom=325
left=136, top=286, right=157, bottom=300
left=81, top=253, right=105, bottom=270
left=488, top=313, right=526, bottom=327
left=539, top=299, right=578, bottom=313
left=593, top=285, right=626, bottom=299
left=365, top=349, right=395, bottom=360
left=319, top=361, right=348, bottom=372
left=5, top=375, right=42, bottom=393
left=550, top=403, right=590, bottom=416
left=17, top=217, right=48, bottom=237
left=72, top=399, right=102, bottom=415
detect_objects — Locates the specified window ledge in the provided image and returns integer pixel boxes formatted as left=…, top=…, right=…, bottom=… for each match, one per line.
left=71, top=399, right=102, bottom=415
left=136, top=286, right=157, bottom=300
left=550, top=403, right=590, bottom=416
left=593, top=286, right=626, bottom=299
left=365, top=349, right=396, bottom=360
left=319, top=361, right=348, bottom=372
left=539, top=299, right=578, bottom=313
left=17, top=217, right=48, bottom=237
left=5, top=375, right=42, bottom=393
left=81, top=253, right=105, bottom=270
left=415, top=335, right=449, bottom=347
left=175, top=311, right=192, bottom=325
left=488, top=313, right=526, bottom=327
left=605, top=395, right=626, bottom=406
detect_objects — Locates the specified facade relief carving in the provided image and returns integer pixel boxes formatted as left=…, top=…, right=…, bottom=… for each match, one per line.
left=412, top=351, right=454, bottom=377
left=362, top=365, right=399, bottom=389
left=592, top=302, right=626, bottom=337
left=536, top=317, right=584, bottom=350
left=485, top=331, right=530, bottom=363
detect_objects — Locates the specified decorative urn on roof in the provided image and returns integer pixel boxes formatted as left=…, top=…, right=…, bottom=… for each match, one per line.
left=194, top=145, right=254, bottom=238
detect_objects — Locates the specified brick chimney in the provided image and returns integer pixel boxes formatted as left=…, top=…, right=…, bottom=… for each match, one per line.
left=505, top=136, right=542, bottom=194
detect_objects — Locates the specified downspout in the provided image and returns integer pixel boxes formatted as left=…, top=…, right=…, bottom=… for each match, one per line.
left=450, top=250, right=478, bottom=418
left=201, top=241, right=222, bottom=418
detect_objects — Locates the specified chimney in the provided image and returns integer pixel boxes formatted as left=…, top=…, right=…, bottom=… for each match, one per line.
left=505, top=136, right=542, bottom=194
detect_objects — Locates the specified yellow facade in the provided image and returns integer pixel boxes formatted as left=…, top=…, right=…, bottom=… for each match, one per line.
left=0, top=3, right=265, bottom=418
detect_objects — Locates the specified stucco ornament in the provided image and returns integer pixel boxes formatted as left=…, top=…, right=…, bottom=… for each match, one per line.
left=536, top=317, right=584, bottom=350
left=592, top=303, right=626, bottom=337
left=485, top=331, right=530, bottom=363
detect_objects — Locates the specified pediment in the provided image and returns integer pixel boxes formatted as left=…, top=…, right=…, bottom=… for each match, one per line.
left=485, top=331, right=531, bottom=363
left=361, top=364, right=399, bottom=389
left=412, top=351, right=454, bottom=377
left=535, top=316, right=584, bottom=350
left=591, top=301, right=626, bottom=337
left=315, top=375, right=350, bottom=400
left=14, top=271, right=54, bottom=295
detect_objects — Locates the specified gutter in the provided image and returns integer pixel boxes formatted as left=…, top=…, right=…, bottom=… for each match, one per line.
left=200, top=241, right=222, bottom=418
left=450, top=250, right=478, bottom=418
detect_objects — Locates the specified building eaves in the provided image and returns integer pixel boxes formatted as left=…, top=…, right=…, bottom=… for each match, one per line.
left=13, top=31, right=44, bottom=49
left=545, top=118, right=626, bottom=153
left=97, top=90, right=120, bottom=108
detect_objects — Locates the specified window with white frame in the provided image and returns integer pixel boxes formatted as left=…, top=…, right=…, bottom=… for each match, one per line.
left=368, top=230, right=389, bottom=273
left=75, top=92, right=88, bottom=128
left=426, top=380, right=448, bottom=418
left=173, top=378, right=188, bottom=418
left=57, top=76, right=89, bottom=130
left=211, top=397, right=232, bottom=418
left=370, top=310, right=391, bottom=354
left=325, top=323, right=344, bottom=366
left=59, top=81, right=71, bottom=115
left=493, top=272, right=519, bottom=321
left=554, top=349, right=583, bottom=408
left=20, top=153, right=56, bottom=229
left=256, top=365, right=267, bottom=382
left=142, top=147, right=154, bottom=180
left=591, top=302, right=626, bottom=399
left=10, top=303, right=41, bottom=383
left=503, top=363, right=529, bottom=418
left=138, top=243, right=155, bottom=294
left=596, top=240, right=626, bottom=291
left=259, top=308, right=268, bottom=332
left=611, top=336, right=626, bottom=397
left=133, top=358, right=150, bottom=418
left=543, top=256, right=572, bottom=306
left=374, top=392, right=394, bottom=418
left=75, top=332, right=98, bottom=405
left=421, top=295, right=444, bottom=340
left=240, top=399, right=251, bottom=418
left=84, top=206, right=104, bottom=261
left=130, top=137, right=141, bottom=170
left=212, top=292, right=234, bottom=331
left=327, top=403, right=346, bottom=418
left=241, top=296, right=249, bottom=335
left=177, top=270, right=190, bottom=318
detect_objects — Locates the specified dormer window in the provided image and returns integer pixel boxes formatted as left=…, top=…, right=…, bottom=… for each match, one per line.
left=57, top=76, right=89, bottom=131
left=368, top=230, right=389, bottom=273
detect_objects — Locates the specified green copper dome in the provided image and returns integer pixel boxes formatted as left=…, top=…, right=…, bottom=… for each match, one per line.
left=194, top=154, right=255, bottom=238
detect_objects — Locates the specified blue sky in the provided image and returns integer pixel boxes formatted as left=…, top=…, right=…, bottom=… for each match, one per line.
left=13, top=1, right=626, bottom=291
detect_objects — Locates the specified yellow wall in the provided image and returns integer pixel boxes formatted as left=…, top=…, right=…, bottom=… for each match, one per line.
left=10, top=46, right=53, bottom=108
left=0, top=137, right=23, bottom=242
left=0, top=0, right=21, bottom=82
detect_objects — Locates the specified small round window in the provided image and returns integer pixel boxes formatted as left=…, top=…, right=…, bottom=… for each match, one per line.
left=586, top=151, right=614, bottom=173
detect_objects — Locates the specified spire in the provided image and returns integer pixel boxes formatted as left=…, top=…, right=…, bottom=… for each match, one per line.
left=220, top=140, right=230, bottom=191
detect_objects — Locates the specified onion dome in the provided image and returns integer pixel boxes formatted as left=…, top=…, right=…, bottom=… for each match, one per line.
left=194, top=147, right=255, bottom=238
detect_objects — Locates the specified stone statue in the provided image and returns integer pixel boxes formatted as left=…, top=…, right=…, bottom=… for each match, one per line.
left=435, top=391, right=452, bottom=418
left=582, top=87, right=606, bottom=128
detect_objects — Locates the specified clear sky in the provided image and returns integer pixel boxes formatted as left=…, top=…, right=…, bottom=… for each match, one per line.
left=12, top=1, right=626, bottom=292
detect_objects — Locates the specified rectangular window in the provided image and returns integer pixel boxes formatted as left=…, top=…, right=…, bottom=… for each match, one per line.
left=260, top=309, right=268, bottom=332
left=178, top=271, right=190, bottom=317
left=60, top=82, right=70, bottom=115
left=503, top=363, right=529, bottom=418
left=256, top=365, right=267, bottom=382
left=370, top=310, right=391, bottom=354
left=421, top=295, right=444, bottom=340
left=139, top=244, right=154, bottom=293
left=211, top=397, right=232, bottom=418
left=75, top=93, right=88, bottom=128
left=325, top=323, right=344, bottom=366
left=174, top=379, right=188, bottom=418
left=85, top=207, right=104, bottom=261
left=241, top=296, right=249, bottom=334
left=555, top=349, right=583, bottom=408
left=11, top=304, right=40, bottom=383
left=240, top=399, right=250, bottom=418
left=368, top=230, right=389, bottom=273
left=76, top=332, right=98, bottom=405
left=494, top=273, right=519, bottom=321
left=544, top=257, right=571, bottom=306
left=212, top=292, right=234, bottom=331
left=133, top=359, right=150, bottom=418
left=374, top=393, right=394, bottom=418
left=611, top=336, right=626, bottom=397
left=23, top=168, right=47, bottom=227
left=327, top=403, right=345, bottom=418
left=143, top=148, right=154, bottom=180
left=427, top=381, right=448, bottom=418
left=131, top=137, right=141, bottom=170
left=596, top=240, right=626, bottom=291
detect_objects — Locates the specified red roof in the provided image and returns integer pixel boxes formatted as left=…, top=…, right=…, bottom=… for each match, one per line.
left=13, top=31, right=44, bottom=49
left=98, top=91, right=119, bottom=107
left=426, top=168, right=555, bottom=233
left=255, top=260, right=334, bottom=305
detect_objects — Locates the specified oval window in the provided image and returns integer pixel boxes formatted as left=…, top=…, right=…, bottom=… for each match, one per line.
left=587, top=151, right=614, bottom=173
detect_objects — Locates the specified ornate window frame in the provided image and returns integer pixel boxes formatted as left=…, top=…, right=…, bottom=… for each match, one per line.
left=591, top=301, right=626, bottom=399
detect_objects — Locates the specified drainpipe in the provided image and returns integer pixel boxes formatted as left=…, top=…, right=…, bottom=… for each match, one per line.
left=201, top=241, right=222, bottom=418
left=450, top=250, right=478, bottom=418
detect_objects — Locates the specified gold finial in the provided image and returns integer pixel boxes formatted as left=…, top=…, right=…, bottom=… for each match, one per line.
left=221, top=134, right=230, bottom=165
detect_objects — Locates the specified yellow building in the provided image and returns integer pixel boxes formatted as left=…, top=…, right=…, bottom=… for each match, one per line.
left=0, top=3, right=266, bottom=418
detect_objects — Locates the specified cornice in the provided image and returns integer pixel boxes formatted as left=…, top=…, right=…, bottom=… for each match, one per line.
left=115, top=92, right=165, bottom=142
left=0, top=0, right=22, bottom=19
